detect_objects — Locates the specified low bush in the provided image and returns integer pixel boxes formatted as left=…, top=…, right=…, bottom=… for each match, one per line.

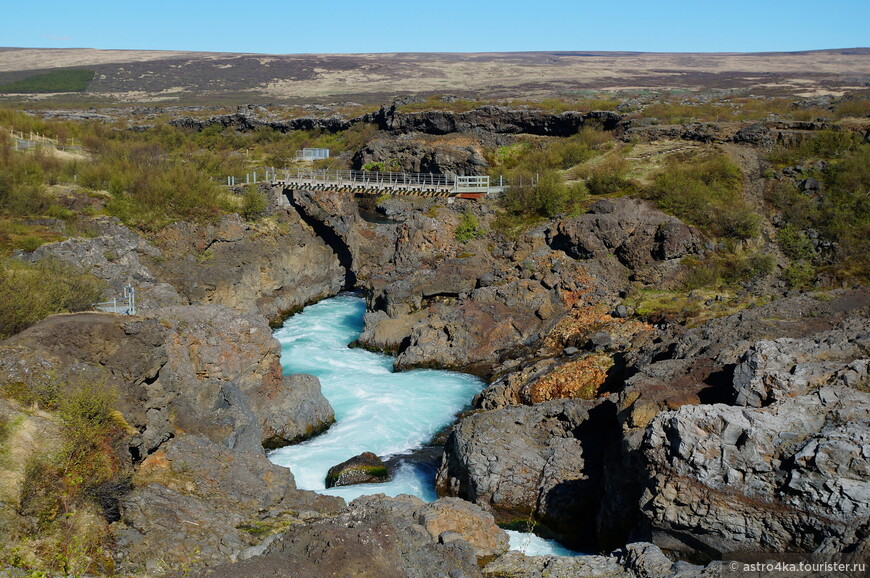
left=584, top=156, right=630, bottom=195
left=500, top=169, right=586, bottom=218
left=0, top=257, right=105, bottom=339
left=454, top=211, right=482, bottom=243
left=644, top=152, right=758, bottom=239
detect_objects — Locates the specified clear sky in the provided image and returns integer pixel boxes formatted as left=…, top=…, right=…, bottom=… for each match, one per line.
left=4, top=0, right=868, bottom=54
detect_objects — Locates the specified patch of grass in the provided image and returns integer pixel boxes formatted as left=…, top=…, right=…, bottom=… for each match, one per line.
left=0, top=70, right=95, bottom=94
left=396, top=95, right=483, bottom=113
left=626, top=288, right=769, bottom=327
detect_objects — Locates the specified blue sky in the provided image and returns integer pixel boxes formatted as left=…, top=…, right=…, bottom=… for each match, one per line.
left=4, top=0, right=868, bottom=54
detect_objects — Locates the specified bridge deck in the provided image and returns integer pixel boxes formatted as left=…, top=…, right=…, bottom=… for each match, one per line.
left=268, top=169, right=502, bottom=197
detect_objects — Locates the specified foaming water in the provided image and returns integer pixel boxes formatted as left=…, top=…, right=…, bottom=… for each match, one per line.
left=268, top=294, right=580, bottom=556
left=506, top=530, right=582, bottom=556
left=268, top=294, right=481, bottom=500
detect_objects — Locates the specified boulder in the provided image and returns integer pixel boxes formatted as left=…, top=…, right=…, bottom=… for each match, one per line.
left=326, top=451, right=391, bottom=488
left=260, top=373, right=335, bottom=450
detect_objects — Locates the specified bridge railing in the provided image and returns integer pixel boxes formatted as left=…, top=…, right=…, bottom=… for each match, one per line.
left=274, top=168, right=458, bottom=188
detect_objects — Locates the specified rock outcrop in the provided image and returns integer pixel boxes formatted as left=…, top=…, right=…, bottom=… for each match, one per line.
left=148, top=211, right=345, bottom=322
left=436, top=399, right=617, bottom=550
left=731, top=318, right=869, bottom=407
left=17, top=216, right=183, bottom=310
left=352, top=135, right=489, bottom=176
left=375, top=105, right=621, bottom=136
left=191, top=494, right=509, bottom=577
left=114, top=434, right=343, bottom=572
left=641, top=385, right=870, bottom=557
left=17, top=211, right=346, bottom=324
left=482, top=542, right=720, bottom=578
left=0, top=305, right=334, bottom=457
left=547, top=198, right=703, bottom=291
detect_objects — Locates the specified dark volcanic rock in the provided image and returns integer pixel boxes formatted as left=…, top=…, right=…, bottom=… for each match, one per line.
left=325, top=451, right=391, bottom=488
left=547, top=198, right=703, bottom=291
left=374, top=105, right=621, bottom=136
left=352, top=136, right=489, bottom=176
left=193, top=494, right=508, bottom=577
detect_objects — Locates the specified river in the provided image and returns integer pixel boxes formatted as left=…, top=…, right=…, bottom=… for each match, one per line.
left=268, top=293, right=579, bottom=556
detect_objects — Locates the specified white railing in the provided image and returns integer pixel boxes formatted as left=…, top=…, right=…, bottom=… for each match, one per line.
left=455, top=175, right=490, bottom=193
left=94, top=285, right=136, bottom=315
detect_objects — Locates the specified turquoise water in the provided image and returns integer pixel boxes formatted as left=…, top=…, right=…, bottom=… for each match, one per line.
left=268, top=294, right=579, bottom=556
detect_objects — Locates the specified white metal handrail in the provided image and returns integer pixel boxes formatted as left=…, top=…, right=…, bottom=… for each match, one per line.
left=94, top=285, right=136, bottom=315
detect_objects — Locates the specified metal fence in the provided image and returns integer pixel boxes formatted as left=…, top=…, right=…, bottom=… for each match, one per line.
left=295, top=148, right=330, bottom=161
left=94, top=285, right=136, bottom=315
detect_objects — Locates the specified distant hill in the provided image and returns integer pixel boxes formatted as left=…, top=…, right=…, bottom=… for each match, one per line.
left=0, top=47, right=868, bottom=106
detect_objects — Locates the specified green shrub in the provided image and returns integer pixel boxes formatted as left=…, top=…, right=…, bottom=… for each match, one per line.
left=585, top=156, right=629, bottom=195
left=683, top=252, right=774, bottom=290
left=455, top=211, right=482, bottom=243
left=766, top=144, right=869, bottom=283
left=241, top=184, right=267, bottom=220
left=501, top=170, right=585, bottom=218
left=767, top=130, right=860, bottom=166
left=783, top=260, right=816, bottom=288
left=777, top=224, right=815, bottom=261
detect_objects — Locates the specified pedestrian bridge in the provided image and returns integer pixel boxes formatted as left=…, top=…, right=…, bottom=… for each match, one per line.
left=268, top=169, right=504, bottom=198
